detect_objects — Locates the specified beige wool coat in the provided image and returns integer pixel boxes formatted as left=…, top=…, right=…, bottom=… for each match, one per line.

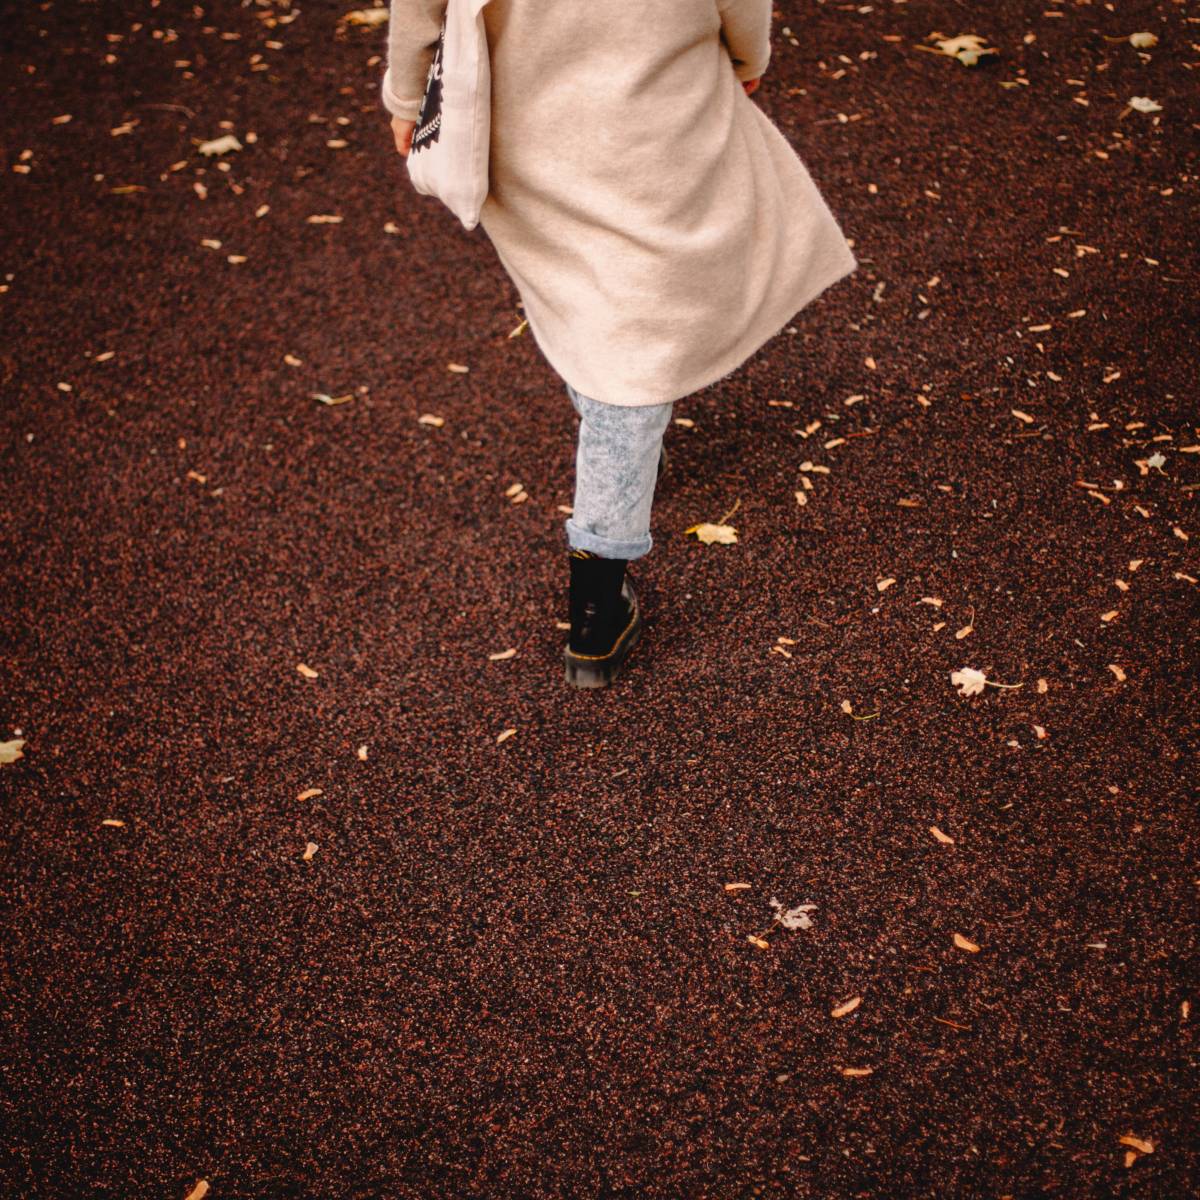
left=383, top=0, right=858, bottom=407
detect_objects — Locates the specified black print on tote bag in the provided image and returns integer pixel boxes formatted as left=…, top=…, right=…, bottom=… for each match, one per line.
left=411, top=18, right=446, bottom=154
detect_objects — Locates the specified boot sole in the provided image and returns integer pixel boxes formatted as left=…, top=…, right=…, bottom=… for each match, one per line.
left=564, top=585, right=643, bottom=689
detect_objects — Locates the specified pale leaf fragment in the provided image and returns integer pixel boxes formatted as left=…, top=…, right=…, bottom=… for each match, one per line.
left=841, top=1066, right=874, bottom=1077
left=1108, top=664, right=1126, bottom=682
left=101, top=818, right=125, bottom=827
left=0, top=738, right=26, bottom=765
left=302, top=841, right=319, bottom=861
left=724, top=882, right=752, bottom=892
left=198, top=134, right=242, bottom=156
left=930, top=33, right=999, bottom=66
left=184, top=1182, right=210, bottom=1200
left=417, top=413, right=444, bottom=426
left=488, top=648, right=517, bottom=661
left=876, top=577, right=897, bottom=593
left=950, top=667, right=986, bottom=696
left=770, top=896, right=817, bottom=930
left=496, top=727, right=517, bottom=744
left=342, top=7, right=390, bottom=27
left=953, top=933, right=980, bottom=953
left=831, top=995, right=862, bottom=1018
left=297, top=663, right=319, bottom=679
left=746, top=934, right=771, bottom=950
left=951, top=667, right=1022, bottom=696
left=930, top=825, right=955, bottom=845
left=1129, top=32, right=1158, bottom=48
left=296, top=788, right=323, bottom=801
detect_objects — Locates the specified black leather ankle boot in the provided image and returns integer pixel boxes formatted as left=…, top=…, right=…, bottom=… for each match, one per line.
left=564, top=549, right=643, bottom=688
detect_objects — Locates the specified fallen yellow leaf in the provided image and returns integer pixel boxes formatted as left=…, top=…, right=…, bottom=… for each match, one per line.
left=684, top=522, right=738, bottom=545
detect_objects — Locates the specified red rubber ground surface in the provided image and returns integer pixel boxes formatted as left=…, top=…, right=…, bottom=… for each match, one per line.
left=2, top=1, right=1197, bottom=1196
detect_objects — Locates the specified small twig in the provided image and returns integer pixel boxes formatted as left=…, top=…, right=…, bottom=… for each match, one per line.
left=718, top=497, right=741, bottom=526
left=141, top=102, right=196, bottom=118
left=932, top=1016, right=973, bottom=1032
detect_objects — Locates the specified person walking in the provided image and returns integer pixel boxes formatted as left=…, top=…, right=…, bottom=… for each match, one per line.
left=383, top=0, right=858, bottom=688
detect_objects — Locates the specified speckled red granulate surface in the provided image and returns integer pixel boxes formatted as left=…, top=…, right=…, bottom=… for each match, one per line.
left=1, top=1, right=1197, bottom=1196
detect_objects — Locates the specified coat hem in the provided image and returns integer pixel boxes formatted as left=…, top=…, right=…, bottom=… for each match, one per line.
left=534, top=245, right=859, bottom=408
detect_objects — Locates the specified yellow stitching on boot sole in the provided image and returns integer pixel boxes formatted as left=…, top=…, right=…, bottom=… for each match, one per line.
left=565, top=603, right=639, bottom=662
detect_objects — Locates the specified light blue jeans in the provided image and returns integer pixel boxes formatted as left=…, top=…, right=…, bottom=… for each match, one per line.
left=563, top=381, right=674, bottom=561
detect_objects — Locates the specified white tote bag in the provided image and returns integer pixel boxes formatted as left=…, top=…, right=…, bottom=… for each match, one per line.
left=405, top=0, right=492, bottom=231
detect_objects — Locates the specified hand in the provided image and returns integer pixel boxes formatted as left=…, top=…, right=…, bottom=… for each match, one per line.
left=391, top=115, right=416, bottom=156
left=743, top=77, right=761, bottom=96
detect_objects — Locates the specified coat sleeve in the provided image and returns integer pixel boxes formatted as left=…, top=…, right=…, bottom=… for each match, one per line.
left=382, top=0, right=448, bottom=120
left=717, top=0, right=772, bottom=82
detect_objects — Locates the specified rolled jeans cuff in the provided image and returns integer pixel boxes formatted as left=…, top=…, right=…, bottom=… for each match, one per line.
left=564, top=518, right=653, bottom=561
